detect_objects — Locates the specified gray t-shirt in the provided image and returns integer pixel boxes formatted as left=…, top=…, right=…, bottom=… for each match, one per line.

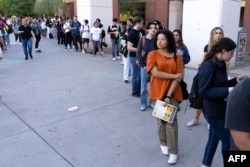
left=225, top=78, right=250, bottom=150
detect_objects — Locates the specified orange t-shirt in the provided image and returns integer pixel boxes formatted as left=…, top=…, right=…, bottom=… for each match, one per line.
left=147, top=50, right=184, bottom=102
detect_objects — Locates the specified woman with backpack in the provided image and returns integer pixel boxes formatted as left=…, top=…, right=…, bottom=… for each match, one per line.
left=186, top=27, right=224, bottom=129
left=198, top=37, right=245, bottom=167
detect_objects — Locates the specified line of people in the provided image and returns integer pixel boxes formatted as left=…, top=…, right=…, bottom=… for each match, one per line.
left=55, top=16, right=107, bottom=56
left=121, top=17, right=187, bottom=165
left=122, top=16, right=249, bottom=166
left=1, top=14, right=249, bottom=166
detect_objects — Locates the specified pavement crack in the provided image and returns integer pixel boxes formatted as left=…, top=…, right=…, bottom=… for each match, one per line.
left=0, top=99, right=75, bottom=167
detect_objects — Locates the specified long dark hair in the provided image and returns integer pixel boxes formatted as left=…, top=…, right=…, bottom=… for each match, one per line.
left=201, top=37, right=236, bottom=64
left=153, top=30, right=176, bottom=54
left=172, top=29, right=186, bottom=49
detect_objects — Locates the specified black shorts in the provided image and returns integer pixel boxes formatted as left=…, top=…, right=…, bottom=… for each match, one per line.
left=82, top=38, right=89, bottom=43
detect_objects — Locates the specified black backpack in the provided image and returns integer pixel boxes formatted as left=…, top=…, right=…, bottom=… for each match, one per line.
left=189, top=63, right=216, bottom=109
left=189, top=73, right=202, bottom=109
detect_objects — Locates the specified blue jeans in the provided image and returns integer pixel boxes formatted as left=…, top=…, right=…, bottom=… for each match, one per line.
left=129, top=56, right=141, bottom=95
left=21, top=38, right=33, bottom=58
left=140, top=67, right=149, bottom=108
left=4, top=33, right=10, bottom=45
left=111, top=38, right=120, bottom=58
left=202, top=115, right=230, bottom=166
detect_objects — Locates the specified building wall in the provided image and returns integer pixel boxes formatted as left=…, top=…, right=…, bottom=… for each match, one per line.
left=153, top=0, right=169, bottom=28
left=66, top=0, right=77, bottom=17
left=169, top=0, right=183, bottom=31
left=76, top=0, right=113, bottom=45
left=113, top=0, right=169, bottom=28
left=113, top=0, right=120, bottom=20
left=243, top=0, right=250, bottom=53
left=69, top=0, right=249, bottom=59
left=182, top=0, right=241, bottom=68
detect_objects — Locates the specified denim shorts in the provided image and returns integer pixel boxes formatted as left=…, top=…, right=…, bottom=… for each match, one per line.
left=92, top=40, right=100, bottom=45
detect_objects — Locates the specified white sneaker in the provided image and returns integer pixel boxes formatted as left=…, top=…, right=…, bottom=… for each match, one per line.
left=112, top=57, right=116, bottom=61
left=82, top=50, right=85, bottom=54
left=117, top=56, right=121, bottom=60
left=201, top=165, right=209, bottom=167
left=207, top=124, right=210, bottom=130
left=186, top=118, right=199, bottom=127
left=160, top=145, right=168, bottom=155
left=101, top=51, right=105, bottom=57
left=168, top=154, right=178, bottom=164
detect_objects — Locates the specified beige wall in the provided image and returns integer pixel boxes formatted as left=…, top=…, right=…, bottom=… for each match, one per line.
left=243, top=0, right=250, bottom=53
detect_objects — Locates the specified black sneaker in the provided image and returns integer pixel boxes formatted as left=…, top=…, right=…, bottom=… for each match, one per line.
left=132, top=92, right=140, bottom=97
left=30, top=55, right=33, bottom=59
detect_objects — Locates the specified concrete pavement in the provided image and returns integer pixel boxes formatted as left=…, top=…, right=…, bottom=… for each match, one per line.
left=0, top=37, right=249, bottom=167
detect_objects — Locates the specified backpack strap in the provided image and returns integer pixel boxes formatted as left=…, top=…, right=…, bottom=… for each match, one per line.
left=141, top=36, right=146, bottom=57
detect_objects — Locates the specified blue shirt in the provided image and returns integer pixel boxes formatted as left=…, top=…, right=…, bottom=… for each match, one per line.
left=70, top=21, right=81, bottom=35
left=136, top=36, right=154, bottom=67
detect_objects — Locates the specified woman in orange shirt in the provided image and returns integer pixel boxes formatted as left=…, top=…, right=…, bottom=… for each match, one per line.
left=147, top=30, right=183, bottom=164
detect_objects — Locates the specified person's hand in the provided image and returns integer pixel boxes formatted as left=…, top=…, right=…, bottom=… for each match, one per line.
left=136, top=60, right=140, bottom=66
left=229, top=87, right=234, bottom=92
left=175, top=73, right=183, bottom=82
left=237, top=74, right=248, bottom=82
left=164, top=97, right=171, bottom=105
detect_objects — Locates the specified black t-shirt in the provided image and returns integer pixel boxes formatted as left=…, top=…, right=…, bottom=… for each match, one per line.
left=225, top=78, right=250, bottom=150
left=18, top=25, right=33, bottom=40
left=127, top=29, right=141, bottom=57
left=204, top=44, right=208, bottom=53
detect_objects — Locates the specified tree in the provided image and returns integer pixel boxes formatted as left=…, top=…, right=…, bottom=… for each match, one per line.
left=0, top=0, right=36, bottom=16
left=0, top=0, right=66, bottom=17
left=34, top=0, right=66, bottom=17
left=119, top=0, right=145, bottom=22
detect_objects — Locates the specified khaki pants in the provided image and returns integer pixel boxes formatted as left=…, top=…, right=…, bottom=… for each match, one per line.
left=157, top=99, right=179, bottom=154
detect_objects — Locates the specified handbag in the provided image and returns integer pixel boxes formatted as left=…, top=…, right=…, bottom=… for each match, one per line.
left=180, top=79, right=189, bottom=100
left=101, top=38, right=108, bottom=48
left=101, top=41, right=108, bottom=47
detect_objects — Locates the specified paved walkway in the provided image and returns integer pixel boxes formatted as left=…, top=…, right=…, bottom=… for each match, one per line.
left=0, top=37, right=249, bottom=167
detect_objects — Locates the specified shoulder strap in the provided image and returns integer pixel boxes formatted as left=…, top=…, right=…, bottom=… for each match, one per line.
left=141, top=36, right=146, bottom=58
left=141, top=36, right=145, bottom=50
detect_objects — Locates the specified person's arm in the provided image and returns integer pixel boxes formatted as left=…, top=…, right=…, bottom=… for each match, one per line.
left=31, top=30, right=36, bottom=41
left=69, top=23, right=75, bottom=30
left=90, top=29, right=93, bottom=41
left=107, top=25, right=112, bottom=35
left=136, top=37, right=143, bottom=66
left=127, top=41, right=137, bottom=52
left=231, top=130, right=250, bottom=150
left=150, top=66, right=183, bottom=81
left=164, top=79, right=180, bottom=104
left=165, top=55, right=184, bottom=103
left=182, top=47, right=190, bottom=64
left=17, top=26, right=24, bottom=34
